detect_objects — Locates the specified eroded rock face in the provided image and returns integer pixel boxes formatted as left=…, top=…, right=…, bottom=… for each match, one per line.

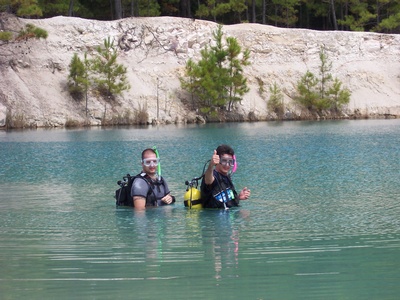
left=0, top=14, right=399, bottom=127
left=0, top=103, right=7, bottom=127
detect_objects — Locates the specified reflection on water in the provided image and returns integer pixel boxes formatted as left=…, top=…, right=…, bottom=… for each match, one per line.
left=0, top=120, right=399, bottom=299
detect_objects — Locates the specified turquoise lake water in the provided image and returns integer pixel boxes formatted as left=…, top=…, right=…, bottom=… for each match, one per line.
left=0, top=119, right=399, bottom=299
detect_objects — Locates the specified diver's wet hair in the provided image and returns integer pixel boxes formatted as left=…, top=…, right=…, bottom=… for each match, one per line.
left=216, top=144, right=234, bottom=156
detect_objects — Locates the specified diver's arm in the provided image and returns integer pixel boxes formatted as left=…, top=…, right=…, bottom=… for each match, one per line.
left=204, top=150, right=219, bottom=185
left=133, top=196, right=146, bottom=210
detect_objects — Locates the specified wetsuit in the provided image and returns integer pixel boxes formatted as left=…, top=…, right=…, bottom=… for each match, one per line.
left=200, top=169, right=239, bottom=209
left=130, top=173, right=174, bottom=207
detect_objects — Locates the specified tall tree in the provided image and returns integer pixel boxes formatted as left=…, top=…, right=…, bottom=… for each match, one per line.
left=68, top=53, right=91, bottom=115
left=231, top=0, right=247, bottom=23
left=68, top=0, right=74, bottom=16
left=374, top=0, right=400, bottom=33
left=91, top=37, right=130, bottom=100
left=10, top=0, right=43, bottom=17
left=270, top=0, right=300, bottom=27
left=115, top=0, right=122, bottom=19
left=318, top=46, right=332, bottom=100
left=251, top=0, right=256, bottom=22
left=337, top=0, right=376, bottom=31
left=180, top=25, right=250, bottom=115
left=295, top=46, right=350, bottom=114
left=330, top=0, right=338, bottom=30
left=226, top=36, right=250, bottom=110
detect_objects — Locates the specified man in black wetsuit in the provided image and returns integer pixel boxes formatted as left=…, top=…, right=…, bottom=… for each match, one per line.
left=201, top=144, right=250, bottom=209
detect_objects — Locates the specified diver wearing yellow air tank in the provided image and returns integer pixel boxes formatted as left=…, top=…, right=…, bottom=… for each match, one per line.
left=201, top=145, right=250, bottom=209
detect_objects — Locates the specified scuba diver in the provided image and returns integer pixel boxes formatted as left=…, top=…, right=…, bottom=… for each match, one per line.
left=201, top=144, right=250, bottom=209
left=131, top=148, right=175, bottom=210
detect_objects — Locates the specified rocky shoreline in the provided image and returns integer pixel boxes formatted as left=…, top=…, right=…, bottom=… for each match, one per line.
left=1, top=14, right=400, bottom=128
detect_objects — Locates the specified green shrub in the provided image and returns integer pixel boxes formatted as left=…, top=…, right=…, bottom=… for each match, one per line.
left=0, top=31, right=13, bottom=42
left=134, top=104, right=149, bottom=125
left=17, top=24, right=48, bottom=41
left=267, top=82, right=284, bottom=117
left=5, top=109, right=26, bottom=129
left=65, top=119, right=81, bottom=127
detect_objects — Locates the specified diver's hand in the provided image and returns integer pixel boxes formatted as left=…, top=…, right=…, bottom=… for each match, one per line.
left=211, top=149, right=220, bottom=166
left=239, top=187, right=251, bottom=200
left=161, top=194, right=173, bottom=204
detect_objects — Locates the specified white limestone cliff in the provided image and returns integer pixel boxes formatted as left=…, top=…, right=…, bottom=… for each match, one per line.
left=0, top=15, right=399, bottom=127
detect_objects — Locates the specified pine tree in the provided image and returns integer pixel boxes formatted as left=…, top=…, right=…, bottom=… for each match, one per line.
left=267, top=82, right=284, bottom=117
left=180, top=25, right=250, bottom=116
left=295, top=70, right=319, bottom=111
left=91, top=37, right=130, bottom=101
left=318, top=46, right=333, bottom=99
left=226, top=36, right=250, bottom=111
left=9, top=0, right=43, bottom=18
left=295, top=46, right=350, bottom=115
left=68, top=53, right=90, bottom=115
left=327, top=78, right=351, bottom=113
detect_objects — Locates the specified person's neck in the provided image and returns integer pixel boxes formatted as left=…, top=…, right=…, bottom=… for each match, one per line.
left=147, top=173, right=157, bottom=180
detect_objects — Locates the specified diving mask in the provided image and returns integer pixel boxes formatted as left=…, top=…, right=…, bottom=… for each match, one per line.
left=220, top=158, right=235, bottom=167
left=142, top=158, right=160, bottom=167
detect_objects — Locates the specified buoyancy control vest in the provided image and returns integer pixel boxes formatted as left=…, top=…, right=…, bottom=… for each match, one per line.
left=115, top=173, right=174, bottom=207
left=200, top=170, right=239, bottom=209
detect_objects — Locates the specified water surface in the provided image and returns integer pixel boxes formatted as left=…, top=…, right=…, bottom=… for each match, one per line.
left=0, top=120, right=399, bottom=299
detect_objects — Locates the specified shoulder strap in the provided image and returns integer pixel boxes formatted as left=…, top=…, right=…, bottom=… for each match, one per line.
left=135, top=173, right=158, bottom=205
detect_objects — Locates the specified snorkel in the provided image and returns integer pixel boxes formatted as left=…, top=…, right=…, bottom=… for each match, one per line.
left=153, top=146, right=161, bottom=181
left=232, top=155, right=237, bottom=175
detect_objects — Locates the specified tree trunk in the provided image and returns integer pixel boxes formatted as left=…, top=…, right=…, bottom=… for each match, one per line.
left=252, top=0, right=256, bottom=23
left=115, top=0, right=122, bottom=20
left=262, top=0, right=266, bottom=24
left=330, top=0, right=338, bottom=30
left=68, top=0, right=74, bottom=17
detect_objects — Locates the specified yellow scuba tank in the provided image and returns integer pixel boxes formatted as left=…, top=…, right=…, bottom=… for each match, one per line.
left=184, top=187, right=202, bottom=209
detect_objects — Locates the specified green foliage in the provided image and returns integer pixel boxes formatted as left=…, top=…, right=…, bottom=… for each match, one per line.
left=0, top=31, right=13, bottom=42
left=3, top=0, right=400, bottom=33
left=68, top=53, right=89, bottom=97
left=11, top=0, right=43, bottom=18
left=294, top=46, right=351, bottom=115
left=267, top=82, right=284, bottom=117
left=230, top=0, right=247, bottom=17
left=327, top=78, right=351, bottom=112
left=226, top=36, right=250, bottom=110
left=375, top=12, right=400, bottom=32
left=17, top=23, right=48, bottom=40
left=5, top=109, right=26, bottom=129
left=180, top=25, right=250, bottom=117
left=37, top=0, right=70, bottom=17
left=195, top=4, right=210, bottom=19
left=195, top=0, right=248, bottom=23
left=67, top=37, right=130, bottom=117
left=0, top=22, right=47, bottom=43
left=256, top=77, right=265, bottom=96
left=67, top=52, right=91, bottom=116
left=32, top=26, right=47, bottom=38
left=133, top=103, right=149, bottom=125
left=138, top=0, right=161, bottom=16
left=295, top=71, right=320, bottom=110
left=91, top=37, right=130, bottom=100
left=318, top=46, right=332, bottom=99
left=269, top=0, right=300, bottom=27
left=337, top=1, right=377, bottom=31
